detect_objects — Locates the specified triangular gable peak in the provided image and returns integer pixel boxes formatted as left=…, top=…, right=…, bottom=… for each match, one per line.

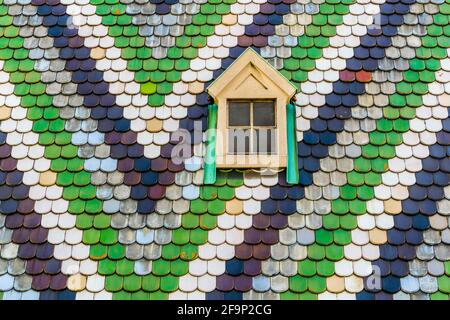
left=207, top=48, right=297, bottom=101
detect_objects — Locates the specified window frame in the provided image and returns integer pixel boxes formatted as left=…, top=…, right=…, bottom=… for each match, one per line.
left=206, top=48, right=297, bottom=170
left=226, top=99, right=277, bottom=155
left=213, top=88, right=287, bottom=169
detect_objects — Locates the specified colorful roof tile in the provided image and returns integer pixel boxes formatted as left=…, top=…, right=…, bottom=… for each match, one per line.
left=0, top=0, right=449, bottom=300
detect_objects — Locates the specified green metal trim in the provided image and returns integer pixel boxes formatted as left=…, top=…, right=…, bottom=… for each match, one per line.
left=203, top=103, right=218, bottom=184
left=286, top=103, right=299, bottom=184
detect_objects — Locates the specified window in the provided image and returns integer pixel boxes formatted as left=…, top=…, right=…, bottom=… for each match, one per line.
left=205, top=48, right=297, bottom=172
left=227, top=100, right=276, bottom=155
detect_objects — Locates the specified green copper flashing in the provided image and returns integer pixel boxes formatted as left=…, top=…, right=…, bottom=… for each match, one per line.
left=286, top=103, right=299, bottom=184
left=204, top=104, right=218, bottom=184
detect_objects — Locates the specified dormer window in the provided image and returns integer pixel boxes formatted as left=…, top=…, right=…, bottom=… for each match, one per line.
left=203, top=48, right=299, bottom=184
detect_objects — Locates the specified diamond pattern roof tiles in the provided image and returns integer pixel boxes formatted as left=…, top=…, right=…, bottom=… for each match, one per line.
left=0, top=0, right=448, bottom=301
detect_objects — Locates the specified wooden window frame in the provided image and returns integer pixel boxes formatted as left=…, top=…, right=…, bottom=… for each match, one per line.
left=206, top=48, right=297, bottom=169
left=214, top=93, right=287, bottom=169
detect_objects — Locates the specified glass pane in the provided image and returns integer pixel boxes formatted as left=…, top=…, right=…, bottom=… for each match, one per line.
left=228, top=101, right=250, bottom=127
left=253, top=101, right=275, bottom=126
left=228, top=129, right=250, bottom=154
left=253, top=129, right=276, bottom=154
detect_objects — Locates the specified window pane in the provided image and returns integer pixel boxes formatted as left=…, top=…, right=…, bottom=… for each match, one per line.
left=253, top=129, right=276, bottom=154
left=228, top=129, right=250, bottom=154
left=228, top=102, right=250, bottom=126
left=253, top=101, right=275, bottom=127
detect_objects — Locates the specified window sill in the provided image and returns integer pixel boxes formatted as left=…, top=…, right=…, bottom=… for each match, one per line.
left=216, top=155, right=287, bottom=169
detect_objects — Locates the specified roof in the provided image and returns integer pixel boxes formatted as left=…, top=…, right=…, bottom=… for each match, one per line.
left=0, top=0, right=449, bottom=301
